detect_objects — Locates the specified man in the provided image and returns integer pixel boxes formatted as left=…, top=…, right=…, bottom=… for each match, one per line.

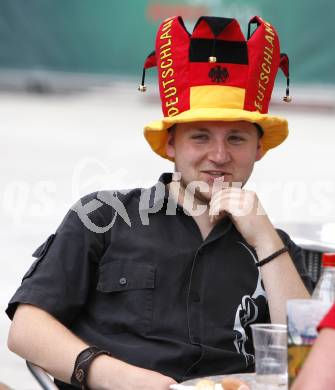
left=0, top=383, right=12, bottom=390
left=291, top=304, right=335, bottom=389
left=7, top=16, right=311, bottom=390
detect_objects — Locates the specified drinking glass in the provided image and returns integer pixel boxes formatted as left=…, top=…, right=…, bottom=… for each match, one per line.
left=250, top=323, right=287, bottom=387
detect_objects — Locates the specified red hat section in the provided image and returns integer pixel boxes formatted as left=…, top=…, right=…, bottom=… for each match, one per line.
left=151, top=15, right=283, bottom=117
left=155, top=17, right=190, bottom=117
left=244, top=16, right=281, bottom=113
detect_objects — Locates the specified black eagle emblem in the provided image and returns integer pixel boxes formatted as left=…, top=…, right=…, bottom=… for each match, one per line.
left=208, top=66, right=229, bottom=83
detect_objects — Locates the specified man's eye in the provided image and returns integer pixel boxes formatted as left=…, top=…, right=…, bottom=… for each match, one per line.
left=191, top=134, right=208, bottom=141
left=228, top=135, right=245, bottom=144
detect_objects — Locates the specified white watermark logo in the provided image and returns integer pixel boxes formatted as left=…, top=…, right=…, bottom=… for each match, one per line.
left=2, top=158, right=335, bottom=231
left=69, top=172, right=335, bottom=234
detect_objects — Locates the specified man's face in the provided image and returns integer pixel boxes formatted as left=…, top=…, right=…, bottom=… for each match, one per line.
left=165, top=120, right=263, bottom=203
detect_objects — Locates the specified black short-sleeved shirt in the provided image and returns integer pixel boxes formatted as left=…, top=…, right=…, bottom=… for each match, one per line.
left=6, top=173, right=312, bottom=388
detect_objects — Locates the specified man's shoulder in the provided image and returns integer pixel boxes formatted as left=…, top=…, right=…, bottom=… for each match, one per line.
left=71, top=188, right=144, bottom=222
left=79, top=188, right=143, bottom=205
left=68, top=175, right=171, bottom=231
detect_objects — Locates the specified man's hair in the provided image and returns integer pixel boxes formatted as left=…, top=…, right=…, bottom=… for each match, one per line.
left=167, top=124, right=176, bottom=134
left=254, top=123, right=264, bottom=138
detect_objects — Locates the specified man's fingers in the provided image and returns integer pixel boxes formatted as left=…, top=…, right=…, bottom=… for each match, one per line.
left=210, top=195, right=257, bottom=218
left=210, top=192, right=250, bottom=211
left=210, top=187, right=249, bottom=205
left=209, top=199, right=241, bottom=221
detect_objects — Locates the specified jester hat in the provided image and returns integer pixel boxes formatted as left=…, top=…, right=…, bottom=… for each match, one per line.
left=140, top=16, right=291, bottom=160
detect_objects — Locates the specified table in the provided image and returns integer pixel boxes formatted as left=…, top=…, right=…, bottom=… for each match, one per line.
left=175, top=373, right=288, bottom=389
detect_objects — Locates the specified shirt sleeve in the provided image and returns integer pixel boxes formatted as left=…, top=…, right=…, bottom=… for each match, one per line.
left=318, top=304, right=335, bottom=331
left=6, top=193, right=108, bottom=326
left=276, top=229, right=314, bottom=293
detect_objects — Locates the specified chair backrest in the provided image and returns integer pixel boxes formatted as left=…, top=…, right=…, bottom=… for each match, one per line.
left=296, top=239, right=335, bottom=288
left=277, top=222, right=335, bottom=289
left=26, top=361, right=59, bottom=390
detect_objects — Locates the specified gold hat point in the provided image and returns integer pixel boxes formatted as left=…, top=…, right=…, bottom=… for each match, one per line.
left=138, top=85, right=147, bottom=92
left=208, top=56, right=217, bottom=63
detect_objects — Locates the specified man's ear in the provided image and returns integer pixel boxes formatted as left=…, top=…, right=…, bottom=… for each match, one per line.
left=165, top=131, right=175, bottom=159
left=255, top=141, right=263, bottom=161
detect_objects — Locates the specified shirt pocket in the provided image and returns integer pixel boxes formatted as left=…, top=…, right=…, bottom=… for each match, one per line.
left=94, top=260, right=156, bottom=335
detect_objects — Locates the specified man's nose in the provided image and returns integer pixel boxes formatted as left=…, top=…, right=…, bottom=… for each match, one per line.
left=207, top=142, right=231, bottom=164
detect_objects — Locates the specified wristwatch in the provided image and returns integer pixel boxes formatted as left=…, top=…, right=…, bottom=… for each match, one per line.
left=71, top=346, right=111, bottom=389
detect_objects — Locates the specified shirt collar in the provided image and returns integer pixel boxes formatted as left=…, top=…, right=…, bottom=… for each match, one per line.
left=139, top=172, right=172, bottom=213
left=140, top=172, right=186, bottom=213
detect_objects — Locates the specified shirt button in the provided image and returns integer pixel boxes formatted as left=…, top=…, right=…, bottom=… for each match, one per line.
left=119, top=277, right=127, bottom=285
left=190, top=292, right=200, bottom=302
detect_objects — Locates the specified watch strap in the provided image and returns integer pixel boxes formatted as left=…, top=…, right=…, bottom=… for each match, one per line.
left=71, top=346, right=111, bottom=389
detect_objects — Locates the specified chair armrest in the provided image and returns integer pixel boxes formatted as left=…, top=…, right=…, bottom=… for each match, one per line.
left=26, top=361, right=59, bottom=390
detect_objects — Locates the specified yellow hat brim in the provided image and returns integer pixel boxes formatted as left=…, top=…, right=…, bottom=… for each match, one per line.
left=144, top=107, right=288, bottom=160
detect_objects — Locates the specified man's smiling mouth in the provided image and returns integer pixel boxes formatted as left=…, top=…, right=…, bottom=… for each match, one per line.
left=202, top=170, right=231, bottom=177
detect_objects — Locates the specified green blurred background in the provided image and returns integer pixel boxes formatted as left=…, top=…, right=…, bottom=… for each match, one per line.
left=1, top=0, right=334, bottom=85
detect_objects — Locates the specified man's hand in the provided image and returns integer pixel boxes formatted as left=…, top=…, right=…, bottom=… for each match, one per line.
left=115, top=365, right=177, bottom=390
left=88, top=354, right=177, bottom=390
left=209, top=187, right=278, bottom=249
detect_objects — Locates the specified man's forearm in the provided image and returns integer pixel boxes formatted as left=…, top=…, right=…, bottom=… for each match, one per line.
left=291, top=328, right=335, bottom=390
left=8, top=303, right=176, bottom=390
left=255, top=232, right=310, bottom=323
left=8, top=303, right=88, bottom=384
left=7, top=304, right=133, bottom=389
